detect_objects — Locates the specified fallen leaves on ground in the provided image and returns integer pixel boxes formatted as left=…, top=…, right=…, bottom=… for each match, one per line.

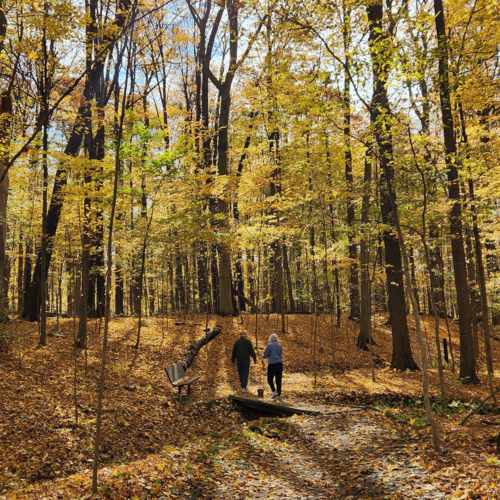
left=0, top=313, right=499, bottom=499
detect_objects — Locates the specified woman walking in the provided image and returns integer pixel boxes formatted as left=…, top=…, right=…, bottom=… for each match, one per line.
left=261, top=334, right=283, bottom=400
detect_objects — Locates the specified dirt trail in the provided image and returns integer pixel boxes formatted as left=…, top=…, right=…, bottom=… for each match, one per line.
left=213, top=408, right=447, bottom=500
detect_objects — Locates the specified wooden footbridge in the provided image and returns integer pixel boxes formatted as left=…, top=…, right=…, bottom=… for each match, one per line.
left=230, top=395, right=322, bottom=416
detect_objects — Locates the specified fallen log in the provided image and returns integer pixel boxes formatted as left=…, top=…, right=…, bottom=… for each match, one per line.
left=232, top=287, right=260, bottom=313
left=182, top=327, right=222, bottom=369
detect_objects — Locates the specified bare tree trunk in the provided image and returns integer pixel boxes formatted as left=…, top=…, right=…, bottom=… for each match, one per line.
left=17, top=240, right=24, bottom=315
left=91, top=58, right=127, bottom=495
left=429, top=225, right=446, bottom=318
left=115, top=263, right=124, bottom=315
left=40, top=120, right=49, bottom=345
left=383, top=138, right=442, bottom=453
left=342, top=4, right=359, bottom=321
left=409, top=246, right=420, bottom=313
left=77, top=214, right=90, bottom=349
left=465, top=230, right=480, bottom=360
left=283, top=243, right=295, bottom=314
left=433, top=0, right=478, bottom=383
left=469, top=178, right=496, bottom=401
left=367, top=2, right=418, bottom=371
left=216, top=92, right=234, bottom=316
left=0, top=92, right=11, bottom=322
left=358, top=153, right=373, bottom=348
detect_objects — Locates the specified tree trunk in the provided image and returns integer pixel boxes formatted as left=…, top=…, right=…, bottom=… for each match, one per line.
left=17, top=241, right=24, bottom=315
left=235, top=253, right=245, bottom=312
left=465, top=229, right=480, bottom=360
left=115, top=264, right=124, bottom=315
left=0, top=92, right=11, bottom=321
left=197, top=243, right=208, bottom=309
left=358, top=153, right=373, bottom=349
left=175, top=250, right=184, bottom=313
left=433, top=0, right=478, bottom=383
left=77, top=199, right=91, bottom=349
left=343, top=5, right=359, bottom=321
left=409, top=246, right=420, bottom=314
left=428, top=225, right=446, bottom=318
left=283, top=243, right=295, bottom=314
left=469, top=178, right=495, bottom=379
left=367, top=2, right=418, bottom=370
left=216, top=92, right=234, bottom=316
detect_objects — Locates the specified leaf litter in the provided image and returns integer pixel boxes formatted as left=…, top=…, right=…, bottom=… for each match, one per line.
left=0, top=313, right=499, bottom=499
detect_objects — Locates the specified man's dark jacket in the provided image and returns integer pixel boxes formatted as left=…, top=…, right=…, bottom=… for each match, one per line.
left=231, top=337, right=257, bottom=363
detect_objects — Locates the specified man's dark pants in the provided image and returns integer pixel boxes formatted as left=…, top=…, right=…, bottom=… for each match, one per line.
left=236, top=358, right=250, bottom=389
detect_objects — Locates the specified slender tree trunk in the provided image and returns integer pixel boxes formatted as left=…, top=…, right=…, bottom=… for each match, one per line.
left=342, top=4, right=359, bottom=321
left=0, top=92, right=11, bottom=322
left=40, top=119, right=49, bottom=345
left=17, top=240, right=24, bottom=315
left=469, top=178, right=495, bottom=396
left=358, top=153, right=373, bottom=348
left=91, top=51, right=127, bottom=494
left=429, top=226, right=446, bottom=318
left=335, top=267, right=341, bottom=328
left=409, top=246, right=420, bottom=314
left=283, top=243, right=295, bottom=314
left=465, top=229, right=480, bottom=360
left=115, top=263, right=124, bottom=315
left=77, top=198, right=91, bottom=349
left=235, top=254, right=245, bottom=312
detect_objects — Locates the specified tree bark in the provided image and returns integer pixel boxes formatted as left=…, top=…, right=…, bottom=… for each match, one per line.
left=367, top=2, right=418, bottom=370
left=0, top=92, right=11, bottom=322
left=182, top=327, right=222, bottom=369
left=358, top=153, right=373, bottom=349
left=283, top=243, right=295, bottom=314
left=433, top=0, right=478, bottom=383
left=17, top=240, right=24, bottom=315
left=216, top=91, right=234, bottom=316
left=343, top=5, right=359, bottom=321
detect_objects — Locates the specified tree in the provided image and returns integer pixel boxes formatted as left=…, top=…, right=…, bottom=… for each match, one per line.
left=433, top=0, right=478, bottom=383
left=188, top=0, right=266, bottom=316
left=367, top=1, right=418, bottom=370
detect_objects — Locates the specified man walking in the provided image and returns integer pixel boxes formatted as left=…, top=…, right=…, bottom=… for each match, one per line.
left=231, top=331, right=257, bottom=392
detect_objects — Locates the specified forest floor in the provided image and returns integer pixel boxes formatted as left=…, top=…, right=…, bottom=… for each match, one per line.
left=1, top=312, right=500, bottom=499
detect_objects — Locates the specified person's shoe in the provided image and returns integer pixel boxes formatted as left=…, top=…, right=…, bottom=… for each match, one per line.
left=271, top=391, right=279, bottom=400
left=241, top=388, right=248, bottom=392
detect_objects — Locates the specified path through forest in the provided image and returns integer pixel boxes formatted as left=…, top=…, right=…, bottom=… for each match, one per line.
left=211, top=409, right=446, bottom=500
left=1, top=315, right=499, bottom=499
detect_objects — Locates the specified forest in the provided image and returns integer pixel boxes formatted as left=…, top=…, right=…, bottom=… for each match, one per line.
left=0, top=0, right=499, bottom=498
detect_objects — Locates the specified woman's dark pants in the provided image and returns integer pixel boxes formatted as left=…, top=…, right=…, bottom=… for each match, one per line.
left=267, top=362, right=283, bottom=395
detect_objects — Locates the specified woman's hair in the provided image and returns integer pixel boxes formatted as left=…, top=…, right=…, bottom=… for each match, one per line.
left=269, top=334, right=279, bottom=343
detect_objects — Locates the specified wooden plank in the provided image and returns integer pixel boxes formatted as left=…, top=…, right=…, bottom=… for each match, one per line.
left=230, top=395, right=321, bottom=416
left=176, top=375, right=201, bottom=387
